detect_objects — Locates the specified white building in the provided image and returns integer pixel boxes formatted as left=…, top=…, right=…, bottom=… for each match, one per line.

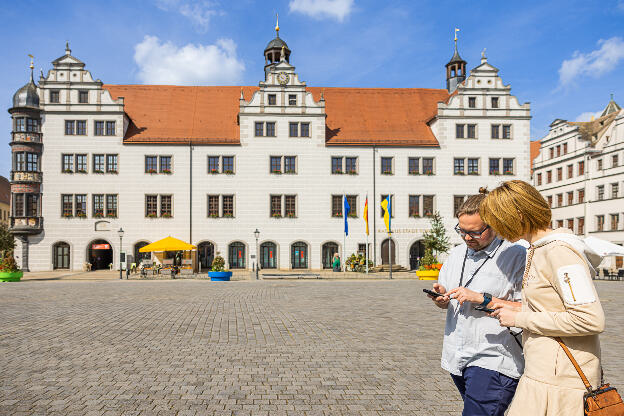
left=532, top=97, right=624, bottom=270
left=8, top=31, right=531, bottom=272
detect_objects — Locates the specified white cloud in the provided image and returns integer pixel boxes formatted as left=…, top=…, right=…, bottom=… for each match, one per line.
left=574, top=111, right=602, bottom=122
left=155, top=0, right=220, bottom=33
left=559, top=37, right=624, bottom=86
left=289, top=0, right=354, bottom=22
left=134, top=36, right=245, bottom=85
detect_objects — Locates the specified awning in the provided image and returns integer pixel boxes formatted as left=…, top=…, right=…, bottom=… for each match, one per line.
left=139, top=236, right=197, bottom=252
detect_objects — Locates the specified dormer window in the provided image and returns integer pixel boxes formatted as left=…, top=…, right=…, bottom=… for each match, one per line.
left=288, top=94, right=296, bottom=106
left=268, top=94, right=276, bottom=105
left=491, top=97, right=499, bottom=108
left=468, top=97, right=476, bottom=108
left=79, top=90, right=88, bottom=104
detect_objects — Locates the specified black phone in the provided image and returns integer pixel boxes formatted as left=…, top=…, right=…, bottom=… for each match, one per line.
left=474, top=305, right=495, bottom=313
left=423, top=288, right=445, bottom=298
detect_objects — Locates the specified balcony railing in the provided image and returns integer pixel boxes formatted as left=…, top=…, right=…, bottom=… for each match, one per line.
left=11, top=171, right=42, bottom=183
left=11, top=131, right=42, bottom=144
left=9, top=216, right=43, bottom=234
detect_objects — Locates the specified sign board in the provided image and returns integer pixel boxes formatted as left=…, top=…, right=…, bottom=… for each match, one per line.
left=250, top=254, right=256, bottom=259
left=95, top=220, right=111, bottom=231
left=92, top=244, right=111, bottom=250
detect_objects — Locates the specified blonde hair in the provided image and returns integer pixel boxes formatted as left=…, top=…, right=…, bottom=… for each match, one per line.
left=456, top=187, right=489, bottom=217
left=479, top=180, right=551, bottom=241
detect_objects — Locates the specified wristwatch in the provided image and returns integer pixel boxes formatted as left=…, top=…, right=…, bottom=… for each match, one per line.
left=480, top=292, right=492, bottom=307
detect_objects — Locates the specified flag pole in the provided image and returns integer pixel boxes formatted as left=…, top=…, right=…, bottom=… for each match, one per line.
left=343, top=193, right=346, bottom=275
left=389, top=231, right=393, bottom=280
left=365, top=193, right=369, bottom=275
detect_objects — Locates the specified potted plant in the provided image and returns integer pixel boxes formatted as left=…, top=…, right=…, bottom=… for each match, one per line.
left=94, top=169, right=104, bottom=174
left=161, top=168, right=172, bottom=174
left=94, top=211, right=104, bottom=218
left=416, top=212, right=450, bottom=280
left=210, top=169, right=219, bottom=174
left=208, top=253, right=232, bottom=281
left=147, top=213, right=158, bottom=218
left=161, top=212, right=172, bottom=218
left=0, top=250, right=22, bottom=282
left=76, top=211, right=87, bottom=218
left=106, top=212, right=117, bottom=218
left=271, top=213, right=282, bottom=218
left=224, top=170, right=234, bottom=175
left=345, top=253, right=373, bottom=272
left=209, top=212, right=219, bottom=218
left=62, top=212, right=73, bottom=218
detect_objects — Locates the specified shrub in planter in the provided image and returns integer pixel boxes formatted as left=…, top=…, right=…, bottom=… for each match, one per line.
left=0, top=249, right=22, bottom=282
left=211, top=255, right=225, bottom=272
left=209, top=254, right=232, bottom=280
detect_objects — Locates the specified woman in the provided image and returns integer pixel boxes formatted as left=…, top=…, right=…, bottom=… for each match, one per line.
left=332, top=253, right=341, bottom=272
left=480, top=180, right=605, bottom=415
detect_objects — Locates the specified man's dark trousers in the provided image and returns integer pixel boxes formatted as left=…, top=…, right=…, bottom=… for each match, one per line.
left=450, top=366, right=518, bottom=416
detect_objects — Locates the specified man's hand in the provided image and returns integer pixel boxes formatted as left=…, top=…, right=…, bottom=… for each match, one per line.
left=446, top=286, right=484, bottom=306
left=490, top=303, right=518, bottom=327
left=429, top=283, right=450, bottom=309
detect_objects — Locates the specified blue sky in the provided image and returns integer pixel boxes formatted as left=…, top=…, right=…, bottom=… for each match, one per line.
left=2, top=0, right=623, bottom=178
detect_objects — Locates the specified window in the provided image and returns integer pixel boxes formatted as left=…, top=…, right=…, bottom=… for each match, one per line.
left=546, top=170, right=552, bottom=183
left=289, top=122, right=298, bottom=137
left=268, top=94, right=276, bottom=105
left=95, top=121, right=104, bottom=136
left=567, top=219, right=574, bottom=231
left=567, top=164, right=573, bottom=179
left=228, top=242, right=246, bottom=269
left=557, top=194, right=563, bottom=207
left=578, top=217, right=585, bottom=235
left=550, top=148, right=554, bottom=159
left=468, top=97, right=476, bottom=108
left=61, top=194, right=73, bottom=217
left=285, top=195, right=296, bottom=217
left=93, top=154, right=105, bottom=173
left=208, top=156, right=219, bottom=173
left=567, top=192, right=574, bottom=206
left=380, top=195, right=394, bottom=217
left=408, top=157, right=419, bottom=175
left=423, top=158, right=434, bottom=174
left=409, top=195, right=420, bottom=217
left=453, top=195, right=465, bottom=217
left=612, top=183, right=619, bottom=198
left=491, top=97, right=499, bottom=108
left=467, top=124, right=476, bottom=139
left=266, top=122, right=276, bottom=137
left=145, top=156, right=158, bottom=173
left=597, top=185, right=605, bottom=201
left=25, top=194, right=38, bottom=217
left=78, top=90, right=88, bottom=104
left=106, top=121, right=115, bottom=136
left=345, top=157, right=357, bottom=174
left=578, top=189, right=585, bottom=203
left=208, top=195, right=220, bottom=217
left=15, top=118, right=25, bottom=132
left=107, top=155, right=118, bottom=173
left=467, top=158, right=479, bottom=175
left=255, top=122, right=263, bottom=137
left=25, top=153, right=38, bottom=172
left=563, top=143, right=568, bottom=154
left=222, top=195, right=233, bottom=217
left=557, top=167, right=562, bottom=181
left=50, top=90, right=59, bottom=103
left=536, top=172, right=542, bottom=185
left=502, top=125, right=511, bottom=139
left=106, top=194, right=117, bottom=218
left=578, top=161, right=585, bottom=175
left=65, top=120, right=75, bottom=135
left=76, top=120, right=86, bottom=135
left=346, top=195, right=357, bottom=217
left=284, top=156, right=296, bottom=174
left=331, top=157, right=343, bottom=174
left=454, top=158, right=465, bottom=175
left=270, top=156, right=282, bottom=173
left=62, top=154, right=74, bottom=173
left=597, top=215, right=605, bottom=231
left=222, top=156, right=233, bottom=174
left=300, top=122, right=310, bottom=137
left=271, top=195, right=282, bottom=217
left=547, top=195, right=552, bottom=207
left=503, top=158, right=514, bottom=175
left=597, top=159, right=603, bottom=171
left=159, top=195, right=172, bottom=217
left=491, top=124, right=500, bottom=139
left=456, top=124, right=464, bottom=139
left=159, top=156, right=171, bottom=173
left=557, top=220, right=564, bottom=228
left=423, top=195, right=434, bottom=217
left=613, top=154, right=619, bottom=167
left=611, top=214, right=619, bottom=231
left=331, top=195, right=342, bottom=217
left=288, top=94, right=296, bottom=105
left=489, top=158, right=500, bottom=175
left=75, top=194, right=87, bottom=217
left=93, top=194, right=104, bottom=216
left=556, top=145, right=561, bottom=157
left=381, top=157, right=393, bottom=174
left=26, top=118, right=38, bottom=132
left=145, top=195, right=158, bottom=217
left=76, top=154, right=87, bottom=173
left=13, top=194, right=24, bottom=216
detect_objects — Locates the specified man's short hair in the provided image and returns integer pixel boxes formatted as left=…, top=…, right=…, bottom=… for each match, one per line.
left=457, top=187, right=489, bottom=218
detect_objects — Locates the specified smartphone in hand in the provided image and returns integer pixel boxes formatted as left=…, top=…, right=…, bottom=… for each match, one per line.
left=474, top=305, right=495, bottom=313
left=423, top=288, right=445, bottom=298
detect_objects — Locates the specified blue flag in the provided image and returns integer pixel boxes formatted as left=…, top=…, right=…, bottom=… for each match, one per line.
left=343, top=195, right=350, bottom=236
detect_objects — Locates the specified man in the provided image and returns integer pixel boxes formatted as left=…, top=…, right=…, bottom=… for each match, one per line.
left=428, top=191, right=526, bottom=416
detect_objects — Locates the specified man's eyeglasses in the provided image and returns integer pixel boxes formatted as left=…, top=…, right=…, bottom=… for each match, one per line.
left=454, top=224, right=490, bottom=239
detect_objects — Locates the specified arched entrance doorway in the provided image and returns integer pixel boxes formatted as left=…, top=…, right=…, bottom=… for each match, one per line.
left=260, top=242, right=277, bottom=269
left=134, top=241, right=151, bottom=266
left=409, top=240, right=426, bottom=270
left=291, top=241, right=308, bottom=269
left=198, top=241, right=215, bottom=270
left=88, top=239, right=113, bottom=270
left=228, top=242, right=245, bottom=269
left=321, top=242, right=339, bottom=269
left=53, top=242, right=70, bottom=269
left=381, top=239, right=396, bottom=265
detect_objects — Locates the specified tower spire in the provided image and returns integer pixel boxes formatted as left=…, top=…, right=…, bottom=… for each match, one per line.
left=65, top=41, right=71, bottom=55
left=28, top=54, right=34, bottom=82
left=275, top=13, right=280, bottom=37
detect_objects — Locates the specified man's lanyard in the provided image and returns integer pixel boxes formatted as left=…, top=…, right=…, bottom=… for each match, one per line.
left=459, top=240, right=504, bottom=288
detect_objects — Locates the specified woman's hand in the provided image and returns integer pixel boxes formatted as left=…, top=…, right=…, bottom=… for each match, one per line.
left=446, top=286, right=484, bottom=305
left=490, top=303, right=518, bottom=327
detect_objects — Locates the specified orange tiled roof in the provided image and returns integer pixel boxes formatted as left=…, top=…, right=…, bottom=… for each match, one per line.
left=103, top=85, right=449, bottom=146
left=530, top=140, right=541, bottom=171
left=0, top=176, right=10, bottom=205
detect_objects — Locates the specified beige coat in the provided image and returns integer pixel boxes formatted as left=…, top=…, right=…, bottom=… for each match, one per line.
left=507, top=229, right=605, bottom=416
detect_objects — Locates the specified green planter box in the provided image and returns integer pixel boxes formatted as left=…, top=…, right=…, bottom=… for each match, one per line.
left=0, top=270, right=23, bottom=282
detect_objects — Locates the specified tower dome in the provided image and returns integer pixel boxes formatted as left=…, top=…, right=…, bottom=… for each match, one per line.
left=445, top=29, right=467, bottom=93
left=264, top=14, right=291, bottom=67
left=12, top=59, right=39, bottom=109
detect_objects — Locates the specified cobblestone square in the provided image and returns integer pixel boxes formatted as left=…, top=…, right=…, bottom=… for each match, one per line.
left=1, top=279, right=623, bottom=415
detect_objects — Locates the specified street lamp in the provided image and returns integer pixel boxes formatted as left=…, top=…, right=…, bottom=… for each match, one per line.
left=254, top=228, right=260, bottom=280
left=118, top=227, right=124, bottom=280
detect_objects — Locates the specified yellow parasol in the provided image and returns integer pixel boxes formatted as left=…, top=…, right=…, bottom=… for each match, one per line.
left=139, top=236, right=196, bottom=252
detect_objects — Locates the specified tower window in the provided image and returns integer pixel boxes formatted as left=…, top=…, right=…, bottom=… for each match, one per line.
left=268, top=94, right=276, bottom=105
left=468, top=97, right=476, bottom=108
left=491, top=97, right=499, bottom=108
left=288, top=95, right=297, bottom=105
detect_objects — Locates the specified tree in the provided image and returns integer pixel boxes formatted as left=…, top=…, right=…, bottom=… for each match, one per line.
left=0, top=224, right=15, bottom=259
left=422, top=211, right=450, bottom=257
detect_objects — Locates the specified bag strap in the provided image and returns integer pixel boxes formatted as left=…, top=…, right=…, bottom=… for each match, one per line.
left=555, top=336, right=593, bottom=393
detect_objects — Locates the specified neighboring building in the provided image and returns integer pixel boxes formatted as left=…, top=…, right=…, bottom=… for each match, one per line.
left=8, top=30, right=531, bottom=272
left=532, top=96, right=624, bottom=269
left=0, top=176, right=9, bottom=227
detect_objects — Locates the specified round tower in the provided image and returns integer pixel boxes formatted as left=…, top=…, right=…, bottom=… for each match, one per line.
left=264, top=14, right=291, bottom=73
left=445, top=29, right=467, bottom=93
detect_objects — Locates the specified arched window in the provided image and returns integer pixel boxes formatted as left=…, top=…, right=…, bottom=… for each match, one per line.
left=260, top=242, right=277, bottom=269
left=134, top=241, right=151, bottom=266
left=291, top=241, right=308, bottom=269
left=228, top=242, right=245, bottom=269
left=321, top=242, right=339, bottom=269
left=53, top=242, right=70, bottom=269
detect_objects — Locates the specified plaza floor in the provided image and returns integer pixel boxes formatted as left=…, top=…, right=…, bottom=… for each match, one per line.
left=1, top=279, right=623, bottom=416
